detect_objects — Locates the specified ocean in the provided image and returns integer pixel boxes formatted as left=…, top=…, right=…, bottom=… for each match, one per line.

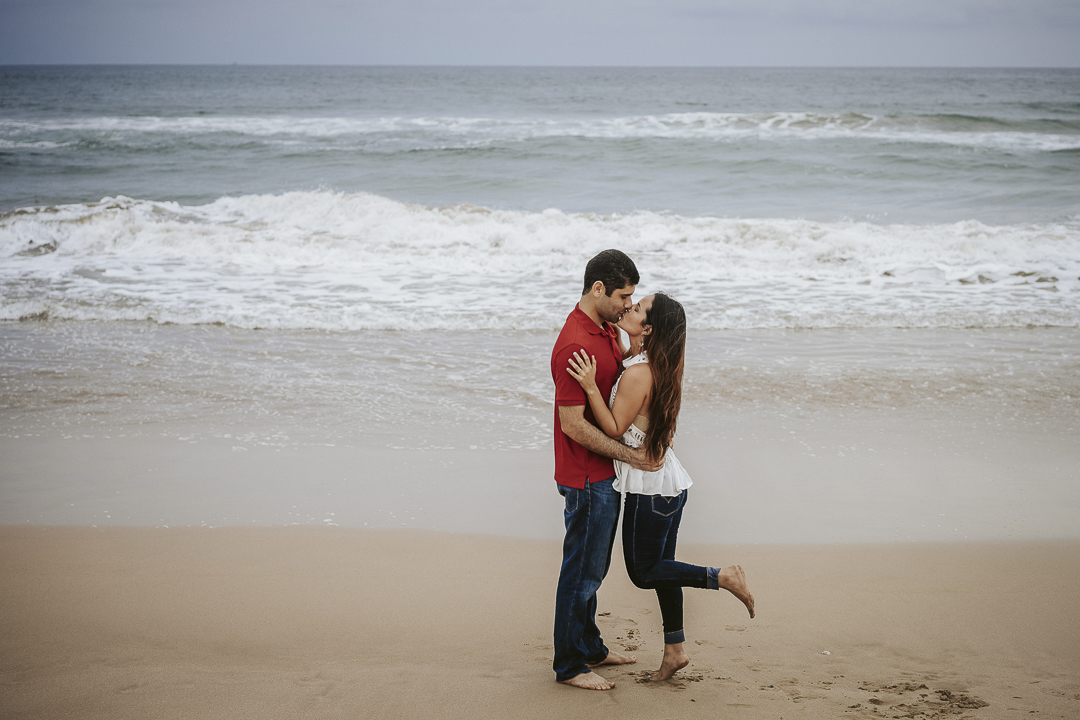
left=1, top=66, right=1078, bottom=542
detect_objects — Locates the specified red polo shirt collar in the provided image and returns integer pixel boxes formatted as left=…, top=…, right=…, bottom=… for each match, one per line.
left=572, top=304, right=620, bottom=355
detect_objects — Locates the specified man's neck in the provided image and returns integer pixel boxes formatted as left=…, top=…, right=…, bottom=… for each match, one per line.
left=577, top=296, right=605, bottom=328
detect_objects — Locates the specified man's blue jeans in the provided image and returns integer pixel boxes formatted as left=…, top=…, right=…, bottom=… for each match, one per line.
left=623, top=490, right=719, bottom=645
left=552, top=476, right=620, bottom=682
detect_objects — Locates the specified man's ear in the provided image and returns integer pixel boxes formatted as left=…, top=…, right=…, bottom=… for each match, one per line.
left=591, top=280, right=606, bottom=297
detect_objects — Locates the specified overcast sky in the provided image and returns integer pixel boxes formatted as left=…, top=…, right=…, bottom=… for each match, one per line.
left=2, top=0, right=1079, bottom=66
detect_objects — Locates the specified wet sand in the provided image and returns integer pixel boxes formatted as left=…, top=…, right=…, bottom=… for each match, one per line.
left=2, top=396, right=1078, bottom=543
left=1, top=526, right=1078, bottom=719
left=3, top=323, right=1078, bottom=543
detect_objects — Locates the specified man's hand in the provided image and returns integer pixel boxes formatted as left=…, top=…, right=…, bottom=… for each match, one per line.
left=626, top=446, right=664, bottom=473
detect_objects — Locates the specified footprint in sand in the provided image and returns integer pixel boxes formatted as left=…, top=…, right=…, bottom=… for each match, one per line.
left=635, top=670, right=705, bottom=688
left=597, top=612, right=642, bottom=653
left=524, top=640, right=553, bottom=663
left=295, top=674, right=338, bottom=699
left=759, top=677, right=829, bottom=704
left=852, top=680, right=988, bottom=716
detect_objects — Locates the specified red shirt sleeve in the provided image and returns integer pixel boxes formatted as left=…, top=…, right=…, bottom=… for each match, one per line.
left=552, top=341, right=588, bottom=406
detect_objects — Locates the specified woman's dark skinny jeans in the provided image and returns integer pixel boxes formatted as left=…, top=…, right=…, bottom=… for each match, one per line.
left=622, top=489, right=718, bottom=645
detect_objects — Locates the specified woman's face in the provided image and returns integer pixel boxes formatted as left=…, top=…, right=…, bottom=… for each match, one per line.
left=617, top=294, right=654, bottom=338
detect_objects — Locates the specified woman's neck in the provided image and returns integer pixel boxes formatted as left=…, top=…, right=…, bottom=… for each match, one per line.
left=628, top=335, right=646, bottom=357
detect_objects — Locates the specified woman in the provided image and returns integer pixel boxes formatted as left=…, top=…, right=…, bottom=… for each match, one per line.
left=566, top=292, right=755, bottom=682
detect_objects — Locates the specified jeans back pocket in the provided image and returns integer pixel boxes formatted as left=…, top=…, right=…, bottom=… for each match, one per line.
left=650, top=494, right=683, bottom=517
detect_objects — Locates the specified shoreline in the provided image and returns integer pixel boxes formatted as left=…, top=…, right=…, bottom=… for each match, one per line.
left=3, top=396, right=1077, bottom=543
left=2, top=526, right=1078, bottom=719
left=2, top=322, right=1078, bottom=543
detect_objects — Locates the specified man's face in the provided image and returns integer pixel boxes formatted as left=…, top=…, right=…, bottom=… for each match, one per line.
left=595, top=283, right=635, bottom=324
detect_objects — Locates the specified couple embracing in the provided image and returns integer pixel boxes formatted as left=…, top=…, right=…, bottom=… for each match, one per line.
left=551, top=249, right=755, bottom=691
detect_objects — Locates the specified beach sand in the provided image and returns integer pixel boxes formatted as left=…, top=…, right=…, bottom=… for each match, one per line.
left=2, top=324, right=1078, bottom=717
left=2, top=526, right=1078, bottom=719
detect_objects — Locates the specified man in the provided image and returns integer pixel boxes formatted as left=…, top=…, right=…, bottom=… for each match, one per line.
left=551, top=249, right=662, bottom=691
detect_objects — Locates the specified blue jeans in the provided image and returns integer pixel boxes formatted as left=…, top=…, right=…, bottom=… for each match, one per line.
left=552, top=476, right=621, bottom=682
left=622, top=490, right=719, bottom=645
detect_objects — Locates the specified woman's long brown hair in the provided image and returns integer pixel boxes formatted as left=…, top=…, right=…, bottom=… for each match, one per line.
left=641, top=292, right=686, bottom=462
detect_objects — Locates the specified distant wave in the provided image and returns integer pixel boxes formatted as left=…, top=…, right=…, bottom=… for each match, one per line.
left=2, top=192, right=1078, bottom=331
left=0, top=139, right=72, bottom=150
left=4, top=111, right=1080, bottom=153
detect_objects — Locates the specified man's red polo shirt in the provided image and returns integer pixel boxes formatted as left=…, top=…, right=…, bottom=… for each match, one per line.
left=551, top=304, right=623, bottom=489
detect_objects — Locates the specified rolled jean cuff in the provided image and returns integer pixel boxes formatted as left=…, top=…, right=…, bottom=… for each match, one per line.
left=664, top=629, right=685, bottom=645
left=707, top=566, right=720, bottom=590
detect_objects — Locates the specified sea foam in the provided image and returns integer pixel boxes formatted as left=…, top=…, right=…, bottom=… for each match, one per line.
left=2, top=192, right=1078, bottom=331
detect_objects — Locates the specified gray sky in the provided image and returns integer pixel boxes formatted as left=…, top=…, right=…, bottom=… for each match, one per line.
left=2, top=0, right=1079, bottom=66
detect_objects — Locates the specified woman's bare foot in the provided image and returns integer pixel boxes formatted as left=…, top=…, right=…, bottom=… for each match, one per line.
left=587, top=650, right=637, bottom=667
left=649, top=643, right=690, bottom=681
left=560, top=671, right=615, bottom=690
left=716, top=564, right=755, bottom=618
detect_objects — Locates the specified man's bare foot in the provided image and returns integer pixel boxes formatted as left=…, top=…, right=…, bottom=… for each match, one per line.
left=717, top=564, right=755, bottom=618
left=649, top=643, right=690, bottom=681
left=560, top=671, right=615, bottom=690
left=587, top=650, right=637, bottom=667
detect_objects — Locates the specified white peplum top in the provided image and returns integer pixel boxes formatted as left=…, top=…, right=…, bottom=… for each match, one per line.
left=610, top=352, right=693, bottom=497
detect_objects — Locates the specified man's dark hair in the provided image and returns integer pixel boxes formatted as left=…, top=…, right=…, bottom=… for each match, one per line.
left=582, top=249, right=639, bottom=296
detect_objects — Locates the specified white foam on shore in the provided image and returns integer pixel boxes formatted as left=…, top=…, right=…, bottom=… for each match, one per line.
left=2, top=192, right=1078, bottom=331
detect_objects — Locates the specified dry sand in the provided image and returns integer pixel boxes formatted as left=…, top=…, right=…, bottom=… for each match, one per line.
left=2, top=526, right=1078, bottom=719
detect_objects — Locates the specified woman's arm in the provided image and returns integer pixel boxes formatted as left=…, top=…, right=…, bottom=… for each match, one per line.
left=566, top=350, right=651, bottom=439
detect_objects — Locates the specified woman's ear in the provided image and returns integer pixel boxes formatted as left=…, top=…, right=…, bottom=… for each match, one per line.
left=642, top=324, right=652, bottom=335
